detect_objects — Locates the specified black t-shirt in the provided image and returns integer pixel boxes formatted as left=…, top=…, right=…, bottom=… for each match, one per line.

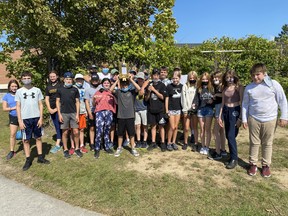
left=56, top=85, right=80, bottom=113
left=213, top=85, right=222, bottom=105
left=198, top=87, right=214, bottom=108
left=167, top=83, right=183, bottom=111
left=45, top=82, right=62, bottom=109
left=146, top=81, right=167, bottom=114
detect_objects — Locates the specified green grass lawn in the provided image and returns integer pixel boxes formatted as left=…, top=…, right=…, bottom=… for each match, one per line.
left=0, top=106, right=287, bottom=216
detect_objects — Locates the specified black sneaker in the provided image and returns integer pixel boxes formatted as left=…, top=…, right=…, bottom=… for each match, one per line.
left=182, top=144, right=188, bottom=150
left=22, top=159, right=32, bottom=171
left=37, top=157, right=50, bottom=164
left=141, top=141, right=148, bottom=148
left=63, top=150, right=71, bottom=158
left=94, top=150, right=100, bottom=159
left=160, top=142, right=166, bottom=152
left=191, top=143, right=197, bottom=152
left=106, top=148, right=114, bottom=155
left=135, top=141, right=142, bottom=148
left=75, top=149, right=83, bottom=158
left=89, top=144, right=95, bottom=151
left=6, top=151, right=15, bottom=160
left=172, top=143, right=178, bottom=150
left=147, top=142, right=158, bottom=151
left=167, top=144, right=173, bottom=151
left=208, top=152, right=222, bottom=160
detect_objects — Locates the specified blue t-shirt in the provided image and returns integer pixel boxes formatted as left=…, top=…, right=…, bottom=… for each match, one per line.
left=3, top=93, right=17, bottom=116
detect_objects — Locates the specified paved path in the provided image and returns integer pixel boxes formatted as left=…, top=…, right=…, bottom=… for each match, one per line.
left=0, top=175, right=102, bottom=216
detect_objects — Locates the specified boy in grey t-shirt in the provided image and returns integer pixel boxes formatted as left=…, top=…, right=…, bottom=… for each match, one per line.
left=110, top=75, right=141, bottom=157
left=15, top=71, right=50, bottom=171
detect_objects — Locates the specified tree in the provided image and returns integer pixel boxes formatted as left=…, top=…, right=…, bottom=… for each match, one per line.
left=0, top=0, right=177, bottom=84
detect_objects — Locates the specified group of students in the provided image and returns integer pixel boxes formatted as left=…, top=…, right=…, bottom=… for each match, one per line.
left=2, top=63, right=287, bottom=177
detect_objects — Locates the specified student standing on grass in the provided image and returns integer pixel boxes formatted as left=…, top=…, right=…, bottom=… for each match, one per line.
left=93, top=78, right=117, bottom=159
left=56, top=72, right=82, bottom=158
left=165, top=68, right=183, bottom=151
left=84, top=72, right=100, bottom=151
left=242, top=63, right=288, bottom=177
left=145, top=68, right=168, bottom=152
left=15, top=71, right=50, bottom=171
left=74, top=73, right=89, bottom=153
left=2, top=79, right=20, bottom=160
left=196, top=72, right=214, bottom=155
left=218, top=70, right=244, bottom=169
left=110, top=75, right=141, bottom=157
left=134, top=72, right=149, bottom=149
left=208, top=71, right=227, bottom=160
left=45, top=70, right=63, bottom=154
left=181, top=71, right=198, bottom=151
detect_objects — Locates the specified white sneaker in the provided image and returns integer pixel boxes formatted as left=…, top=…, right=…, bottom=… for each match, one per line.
left=114, top=148, right=123, bottom=157
left=203, top=147, right=209, bottom=155
left=131, top=149, right=139, bottom=157
left=200, top=147, right=205, bottom=154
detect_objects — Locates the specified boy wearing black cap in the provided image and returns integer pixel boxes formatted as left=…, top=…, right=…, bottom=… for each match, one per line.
left=56, top=72, right=82, bottom=158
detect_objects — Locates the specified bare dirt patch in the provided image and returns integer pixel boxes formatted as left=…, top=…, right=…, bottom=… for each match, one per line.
left=126, top=127, right=288, bottom=190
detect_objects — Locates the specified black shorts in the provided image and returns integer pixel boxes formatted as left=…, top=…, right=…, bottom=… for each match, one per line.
left=9, top=115, right=19, bottom=126
left=147, top=112, right=167, bottom=125
left=117, top=118, right=135, bottom=137
left=88, top=113, right=96, bottom=127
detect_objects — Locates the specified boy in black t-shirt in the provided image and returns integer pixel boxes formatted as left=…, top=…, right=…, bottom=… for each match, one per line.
left=56, top=72, right=82, bottom=158
left=144, top=69, right=167, bottom=152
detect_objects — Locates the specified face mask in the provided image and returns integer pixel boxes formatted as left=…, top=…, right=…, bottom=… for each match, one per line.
left=102, top=68, right=109, bottom=75
left=121, top=87, right=129, bottom=93
left=153, top=79, right=159, bottom=83
left=91, top=83, right=98, bottom=88
left=213, top=80, right=220, bottom=85
left=189, top=80, right=196, bottom=84
left=75, top=82, right=82, bottom=88
left=226, top=78, right=234, bottom=83
left=22, top=79, right=32, bottom=85
left=202, top=81, right=208, bottom=86
left=64, top=83, right=72, bottom=88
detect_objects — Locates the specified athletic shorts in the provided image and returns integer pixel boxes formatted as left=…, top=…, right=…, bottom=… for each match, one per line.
left=197, top=106, right=214, bottom=118
left=23, top=117, right=42, bottom=140
left=117, top=118, right=135, bottom=137
left=61, top=113, right=79, bottom=129
left=135, top=110, right=147, bottom=126
left=78, top=114, right=87, bottom=129
left=9, top=114, right=19, bottom=126
left=147, top=112, right=167, bottom=125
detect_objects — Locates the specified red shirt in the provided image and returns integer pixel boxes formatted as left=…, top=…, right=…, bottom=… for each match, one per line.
left=93, top=90, right=116, bottom=113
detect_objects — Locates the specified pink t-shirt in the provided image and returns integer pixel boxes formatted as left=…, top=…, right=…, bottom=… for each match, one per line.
left=94, top=90, right=116, bottom=113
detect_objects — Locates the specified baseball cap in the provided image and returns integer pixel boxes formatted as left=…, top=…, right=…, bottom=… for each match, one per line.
left=74, top=73, right=84, bottom=79
left=135, top=72, right=145, bottom=80
left=111, top=68, right=119, bottom=75
left=129, top=70, right=137, bottom=75
left=90, top=72, right=99, bottom=81
left=63, top=71, right=74, bottom=78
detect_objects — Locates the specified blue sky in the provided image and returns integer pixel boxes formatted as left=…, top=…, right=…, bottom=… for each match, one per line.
left=173, top=0, right=288, bottom=43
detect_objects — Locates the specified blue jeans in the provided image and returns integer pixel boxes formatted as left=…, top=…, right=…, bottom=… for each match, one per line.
left=51, top=112, right=62, bottom=140
left=223, top=105, right=240, bottom=160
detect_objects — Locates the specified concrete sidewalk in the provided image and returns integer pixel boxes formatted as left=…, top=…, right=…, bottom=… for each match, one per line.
left=0, top=175, right=102, bottom=216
